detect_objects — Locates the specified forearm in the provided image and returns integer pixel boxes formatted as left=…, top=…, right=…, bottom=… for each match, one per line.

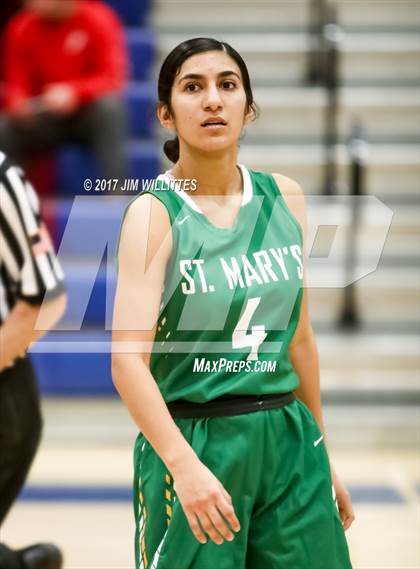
left=0, top=303, right=44, bottom=369
left=0, top=295, right=66, bottom=370
left=112, top=354, right=199, bottom=476
left=289, top=331, right=330, bottom=451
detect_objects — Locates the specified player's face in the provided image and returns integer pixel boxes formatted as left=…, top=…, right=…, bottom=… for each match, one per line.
left=159, top=51, right=254, bottom=156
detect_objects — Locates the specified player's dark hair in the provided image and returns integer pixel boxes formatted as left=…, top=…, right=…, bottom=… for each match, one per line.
left=157, top=37, right=257, bottom=163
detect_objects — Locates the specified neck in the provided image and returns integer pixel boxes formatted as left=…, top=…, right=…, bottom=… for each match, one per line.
left=172, top=144, right=242, bottom=197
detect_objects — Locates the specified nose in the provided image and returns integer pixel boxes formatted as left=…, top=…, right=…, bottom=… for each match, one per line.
left=203, top=82, right=223, bottom=111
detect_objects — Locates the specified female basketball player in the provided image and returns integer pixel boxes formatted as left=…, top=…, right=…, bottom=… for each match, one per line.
left=112, top=37, right=354, bottom=569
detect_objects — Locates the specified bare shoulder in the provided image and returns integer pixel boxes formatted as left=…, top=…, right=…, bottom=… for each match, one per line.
left=120, top=193, right=172, bottom=265
left=271, top=173, right=307, bottom=240
left=271, top=173, right=304, bottom=197
left=125, top=192, right=171, bottom=229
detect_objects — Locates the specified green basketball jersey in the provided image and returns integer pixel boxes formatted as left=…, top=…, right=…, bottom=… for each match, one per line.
left=122, top=165, right=304, bottom=403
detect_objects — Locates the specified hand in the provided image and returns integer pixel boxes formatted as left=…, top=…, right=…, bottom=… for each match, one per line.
left=41, top=83, right=78, bottom=115
left=0, top=350, right=26, bottom=372
left=331, top=465, right=355, bottom=531
left=171, top=457, right=241, bottom=545
left=0, top=356, right=16, bottom=372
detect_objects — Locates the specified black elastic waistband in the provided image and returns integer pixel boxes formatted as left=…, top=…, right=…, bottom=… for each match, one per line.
left=167, top=391, right=296, bottom=419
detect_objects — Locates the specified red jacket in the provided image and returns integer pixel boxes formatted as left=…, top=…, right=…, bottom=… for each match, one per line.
left=3, top=0, right=129, bottom=112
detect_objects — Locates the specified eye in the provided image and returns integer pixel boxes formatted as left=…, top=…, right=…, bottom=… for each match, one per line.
left=221, top=80, right=237, bottom=89
left=185, top=82, right=200, bottom=92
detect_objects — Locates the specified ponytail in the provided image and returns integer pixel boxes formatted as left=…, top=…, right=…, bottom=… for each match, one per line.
left=163, top=136, right=179, bottom=163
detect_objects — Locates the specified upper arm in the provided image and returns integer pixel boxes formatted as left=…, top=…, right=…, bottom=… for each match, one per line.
left=4, top=16, right=32, bottom=104
left=271, top=173, right=308, bottom=246
left=112, top=194, right=172, bottom=366
left=90, top=4, right=128, bottom=80
left=272, top=173, right=313, bottom=348
left=0, top=161, right=65, bottom=306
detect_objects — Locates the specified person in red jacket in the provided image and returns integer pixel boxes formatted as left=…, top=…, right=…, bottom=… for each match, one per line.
left=0, top=0, right=129, bottom=185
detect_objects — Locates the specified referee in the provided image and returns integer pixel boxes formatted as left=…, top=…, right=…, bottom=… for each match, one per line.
left=0, top=151, right=66, bottom=569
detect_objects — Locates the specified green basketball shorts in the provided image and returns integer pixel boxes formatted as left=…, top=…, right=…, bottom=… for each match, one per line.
left=133, top=398, right=353, bottom=569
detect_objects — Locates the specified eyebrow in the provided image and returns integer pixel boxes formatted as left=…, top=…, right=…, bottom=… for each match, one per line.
left=178, top=70, right=241, bottom=84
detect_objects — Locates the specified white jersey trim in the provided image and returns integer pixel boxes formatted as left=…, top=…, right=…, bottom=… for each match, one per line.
left=156, top=163, right=253, bottom=214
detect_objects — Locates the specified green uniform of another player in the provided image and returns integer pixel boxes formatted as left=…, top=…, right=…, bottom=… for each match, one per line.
left=124, top=165, right=352, bottom=569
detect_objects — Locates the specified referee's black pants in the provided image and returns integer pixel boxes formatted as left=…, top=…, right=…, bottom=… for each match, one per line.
left=0, top=356, right=42, bottom=525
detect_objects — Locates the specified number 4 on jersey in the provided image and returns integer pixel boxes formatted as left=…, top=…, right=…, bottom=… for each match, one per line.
left=232, top=297, right=267, bottom=361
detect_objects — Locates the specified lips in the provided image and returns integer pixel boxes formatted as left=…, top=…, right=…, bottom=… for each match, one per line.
left=201, top=117, right=227, bottom=127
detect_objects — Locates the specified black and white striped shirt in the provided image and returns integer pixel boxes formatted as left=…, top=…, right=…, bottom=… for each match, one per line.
left=0, top=151, right=65, bottom=325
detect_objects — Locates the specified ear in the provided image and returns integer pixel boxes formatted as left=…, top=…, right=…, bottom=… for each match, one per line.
left=243, top=104, right=255, bottom=127
left=157, top=103, right=176, bottom=131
